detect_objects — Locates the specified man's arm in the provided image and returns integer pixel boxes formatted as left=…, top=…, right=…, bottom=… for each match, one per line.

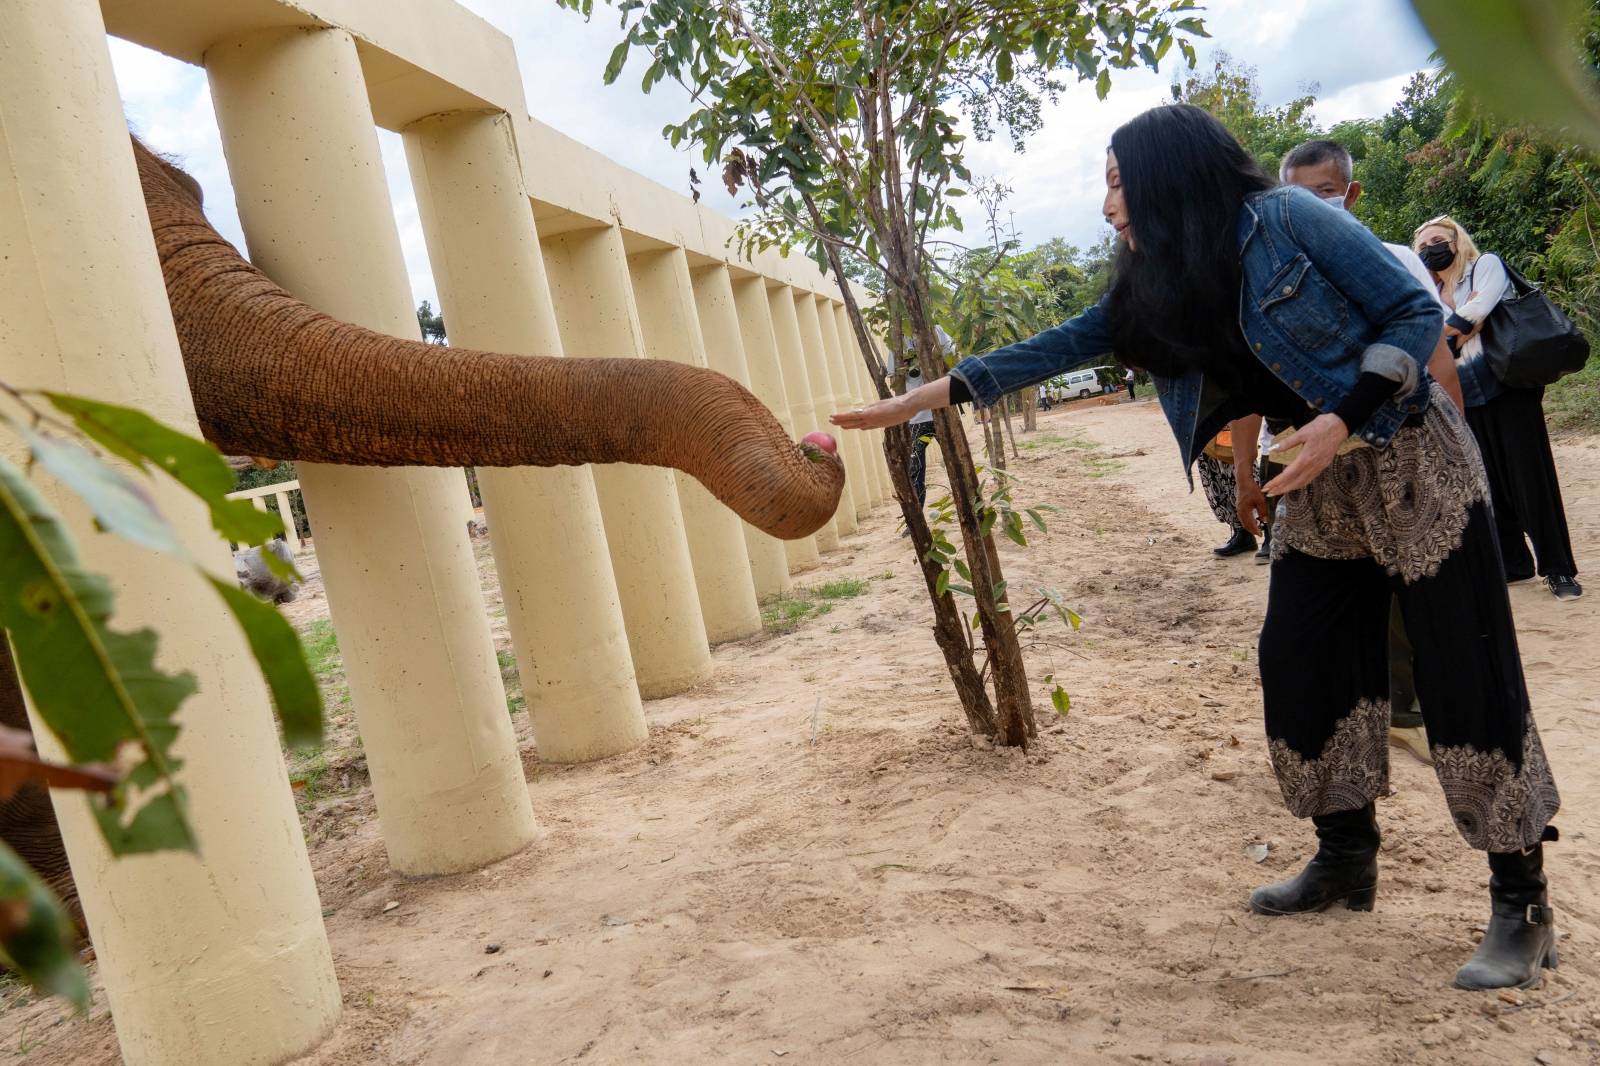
left=1230, top=415, right=1269, bottom=536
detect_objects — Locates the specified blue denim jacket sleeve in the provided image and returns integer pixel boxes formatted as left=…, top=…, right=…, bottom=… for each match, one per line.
left=1280, top=188, right=1441, bottom=400
left=948, top=297, right=1114, bottom=407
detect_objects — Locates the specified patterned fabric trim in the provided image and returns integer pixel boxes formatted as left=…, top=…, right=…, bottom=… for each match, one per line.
left=1268, top=697, right=1391, bottom=818
left=1433, top=725, right=1562, bottom=852
left=1272, top=383, right=1489, bottom=583
left=1196, top=453, right=1242, bottom=533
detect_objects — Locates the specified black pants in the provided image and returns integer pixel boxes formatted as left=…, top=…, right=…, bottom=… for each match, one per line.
left=908, top=428, right=934, bottom=507
left=1261, top=390, right=1559, bottom=851
left=1197, top=453, right=1244, bottom=537
left=1387, top=596, right=1424, bottom=729
left=1466, top=387, right=1578, bottom=580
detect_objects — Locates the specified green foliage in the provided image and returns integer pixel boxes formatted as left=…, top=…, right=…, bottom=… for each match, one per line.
left=416, top=300, right=447, bottom=345
left=0, top=384, right=326, bottom=1003
left=1410, top=0, right=1600, bottom=154
left=0, top=843, right=88, bottom=1011
left=0, top=457, right=197, bottom=853
left=1172, top=52, right=1320, bottom=178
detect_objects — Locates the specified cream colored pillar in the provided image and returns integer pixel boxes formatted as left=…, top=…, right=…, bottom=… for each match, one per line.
left=812, top=295, right=876, bottom=519
left=690, top=265, right=793, bottom=601
left=0, top=4, right=340, bottom=1062
left=767, top=285, right=841, bottom=551
left=732, top=276, right=821, bottom=573
left=208, top=27, right=536, bottom=872
left=402, top=110, right=646, bottom=761
left=625, top=248, right=762, bottom=643
left=793, top=294, right=864, bottom=535
left=539, top=226, right=714, bottom=694
left=836, top=302, right=892, bottom=504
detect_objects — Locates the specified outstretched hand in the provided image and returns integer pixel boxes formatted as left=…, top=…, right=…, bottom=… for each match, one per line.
left=830, top=395, right=915, bottom=431
left=1262, top=413, right=1349, bottom=496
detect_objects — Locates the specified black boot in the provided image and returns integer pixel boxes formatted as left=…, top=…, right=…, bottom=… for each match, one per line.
left=1214, top=528, right=1257, bottom=558
left=1249, top=805, right=1379, bottom=915
left=1454, top=846, right=1557, bottom=990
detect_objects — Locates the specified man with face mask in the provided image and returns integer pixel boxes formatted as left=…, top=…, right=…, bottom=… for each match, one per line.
left=1224, top=138, right=1464, bottom=769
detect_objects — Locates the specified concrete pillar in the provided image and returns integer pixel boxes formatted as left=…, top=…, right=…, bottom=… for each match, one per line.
left=812, top=295, right=875, bottom=519
left=690, top=265, right=792, bottom=601
left=793, top=294, right=863, bottom=535
left=835, top=302, right=891, bottom=504
left=625, top=248, right=762, bottom=643
left=539, top=226, right=713, bottom=695
left=0, top=3, right=340, bottom=1062
left=767, top=286, right=841, bottom=551
left=731, top=276, right=821, bottom=573
left=208, top=27, right=536, bottom=873
left=402, top=110, right=646, bottom=761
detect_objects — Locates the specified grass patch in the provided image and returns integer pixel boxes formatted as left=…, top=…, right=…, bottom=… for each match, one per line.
left=1545, top=353, right=1600, bottom=436
left=1083, top=455, right=1127, bottom=478
left=300, top=618, right=341, bottom=679
left=497, top=647, right=526, bottom=716
left=761, top=577, right=870, bottom=633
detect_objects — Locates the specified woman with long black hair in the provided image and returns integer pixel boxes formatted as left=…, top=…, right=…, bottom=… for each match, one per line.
left=833, top=104, right=1561, bottom=991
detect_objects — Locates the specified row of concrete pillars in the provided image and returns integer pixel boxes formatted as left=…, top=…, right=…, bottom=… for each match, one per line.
left=0, top=4, right=892, bottom=1063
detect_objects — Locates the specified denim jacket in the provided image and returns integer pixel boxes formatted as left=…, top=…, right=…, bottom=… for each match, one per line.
left=949, top=186, right=1443, bottom=480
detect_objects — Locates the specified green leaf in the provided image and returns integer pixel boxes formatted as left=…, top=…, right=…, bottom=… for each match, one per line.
left=952, top=557, right=972, bottom=582
left=995, top=50, right=1014, bottom=84
left=603, top=39, right=631, bottom=84
left=0, top=842, right=88, bottom=1010
left=947, top=583, right=975, bottom=597
left=1174, top=17, right=1210, bottom=37
left=42, top=394, right=283, bottom=547
left=1408, top=0, right=1600, bottom=153
left=0, top=456, right=196, bottom=856
left=1051, top=685, right=1071, bottom=715
left=1096, top=69, right=1112, bottom=100
left=20, top=427, right=185, bottom=560
left=935, top=569, right=950, bottom=598
left=1003, top=510, right=1028, bottom=547
left=1025, top=508, right=1048, bottom=533
left=207, top=578, right=322, bottom=749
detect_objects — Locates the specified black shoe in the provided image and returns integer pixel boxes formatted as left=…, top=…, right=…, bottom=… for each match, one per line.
left=1455, top=846, right=1558, bottom=990
left=1213, top=529, right=1257, bottom=558
left=1249, top=805, right=1379, bottom=916
left=1547, top=575, right=1583, bottom=600
left=1254, top=526, right=1272, bottom=565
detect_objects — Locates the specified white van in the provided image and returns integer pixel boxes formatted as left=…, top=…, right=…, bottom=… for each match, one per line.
left=1057, top=366, right=1114, bottom=399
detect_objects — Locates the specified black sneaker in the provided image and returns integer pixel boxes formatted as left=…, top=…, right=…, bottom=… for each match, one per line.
left=1213, top=529, right=1257, bottom=558
left=1548, top=575, right=1583, bottom=600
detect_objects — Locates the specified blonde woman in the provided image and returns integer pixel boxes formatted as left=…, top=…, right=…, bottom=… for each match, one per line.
left=1413, top=217, right=1581, bottom=601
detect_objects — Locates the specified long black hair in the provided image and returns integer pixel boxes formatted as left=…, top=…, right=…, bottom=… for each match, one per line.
left=1105, top=104, right=1274, bottom=384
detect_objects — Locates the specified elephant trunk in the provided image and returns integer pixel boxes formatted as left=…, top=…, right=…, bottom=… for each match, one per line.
left=136, top=139, right=843, bottom=541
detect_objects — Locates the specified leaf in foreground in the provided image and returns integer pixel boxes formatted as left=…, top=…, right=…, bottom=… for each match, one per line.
left=41, top=393, right=286, bottom=549
left=0, top=457, right=196, bottom=855
left=0, top=842, right=88, bottom=1010
left=1409, top=0, right=1600, bottom=153
left=207, top=578, right=322, bottom=749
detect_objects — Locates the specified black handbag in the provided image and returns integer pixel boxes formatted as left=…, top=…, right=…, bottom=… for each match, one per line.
left=1475, top=257, right=1591, bottom=388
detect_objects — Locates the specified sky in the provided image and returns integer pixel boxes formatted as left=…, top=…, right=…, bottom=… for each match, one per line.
left=108, top=0, right=1439, bottom=314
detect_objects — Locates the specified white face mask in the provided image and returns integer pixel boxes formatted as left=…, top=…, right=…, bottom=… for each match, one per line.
left=1320, top=191, right=1349, bottom=211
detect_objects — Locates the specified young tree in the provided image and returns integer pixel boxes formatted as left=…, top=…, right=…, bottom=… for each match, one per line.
left=559, top=0, right=1204, bottom=746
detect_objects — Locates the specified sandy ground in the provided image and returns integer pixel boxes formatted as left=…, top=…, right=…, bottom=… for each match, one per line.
left=4, top=398, right=1600, bottom=1066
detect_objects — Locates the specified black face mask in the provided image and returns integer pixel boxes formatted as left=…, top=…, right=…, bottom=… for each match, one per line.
left=1419, top=242, right=1457, bottom=271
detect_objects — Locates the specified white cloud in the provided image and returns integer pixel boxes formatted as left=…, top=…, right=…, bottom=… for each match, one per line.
left=108, top=0, right=1439, bottom=313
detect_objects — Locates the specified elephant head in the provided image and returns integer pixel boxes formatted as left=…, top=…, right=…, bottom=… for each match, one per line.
left=134, top=137, right=845, bottom=540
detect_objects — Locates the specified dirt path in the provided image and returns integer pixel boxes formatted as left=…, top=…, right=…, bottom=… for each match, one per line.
left=5, top=402, right=1598, bottom=1066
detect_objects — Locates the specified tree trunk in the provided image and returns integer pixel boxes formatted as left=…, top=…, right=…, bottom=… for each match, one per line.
left=1001, top=394, right=1021, bottom=459
left=822, top=254, right=998, bottom=738
left=1022, top=389, right=1037, bottom=432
